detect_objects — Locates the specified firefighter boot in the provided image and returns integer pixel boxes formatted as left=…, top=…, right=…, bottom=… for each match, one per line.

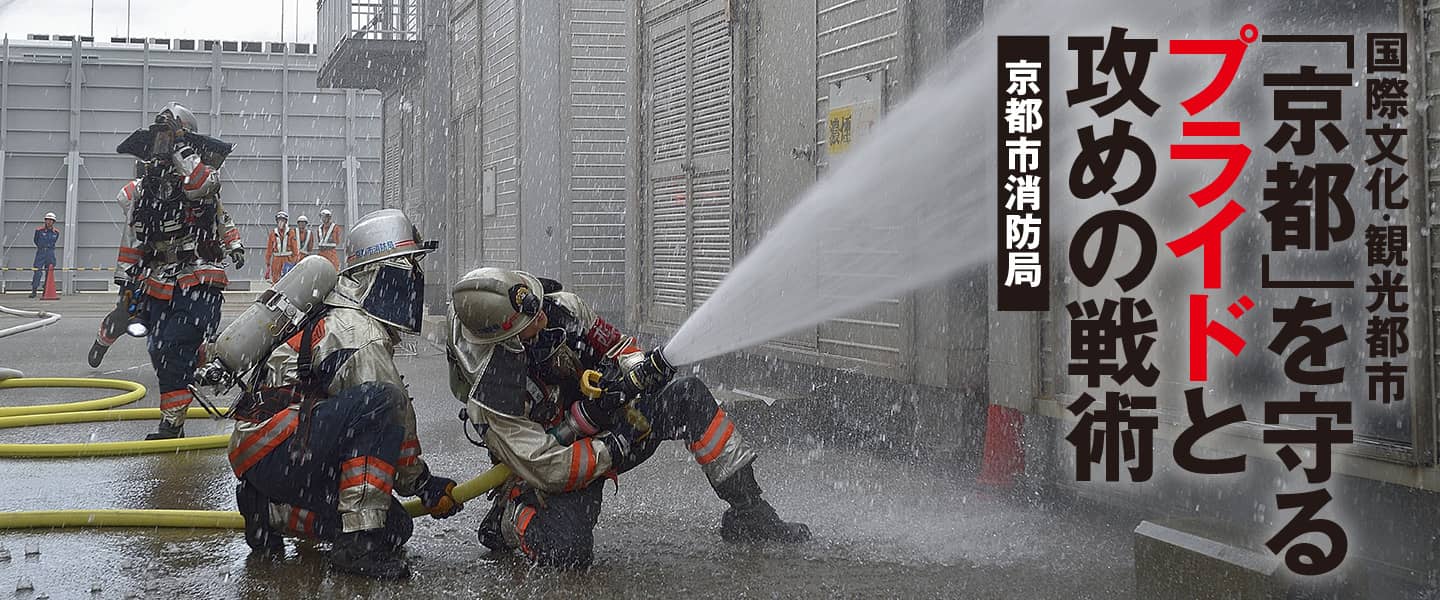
left=144, top=420, right=184, bottom=440
left=87, top=341, right=110, bottom=369
left=714, top=464, right=811, bottom=543
left=235, top=481, right=283, bottom=555
left=330, top=531, right=411, bottom=580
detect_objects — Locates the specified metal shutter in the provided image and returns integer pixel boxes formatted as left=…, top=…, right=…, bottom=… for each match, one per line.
left=568, top=0, right=632, bottom=314
left=814, top=0, right=907, bottom=369
left=382, top=91, right=403, bottom=209
left=482, top=0, right=521, bottom=269
left=644, top=0, right=732, bottom=326
left=687, top=9, right=733, bottom=306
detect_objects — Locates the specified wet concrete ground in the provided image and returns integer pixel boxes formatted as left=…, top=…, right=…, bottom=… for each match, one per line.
left=0, top=293, right=1135, bottom=599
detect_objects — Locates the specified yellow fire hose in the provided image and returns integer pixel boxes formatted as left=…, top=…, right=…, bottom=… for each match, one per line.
left=0, top=464, right=513, bottom=530
left=0, top=377, right=230, bottom=457
left=0, top=376, right=514, bottom=529
left=0, top=377, right=148, bottom=416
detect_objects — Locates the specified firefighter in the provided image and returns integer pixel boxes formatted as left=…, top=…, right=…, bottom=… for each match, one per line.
left=447, top=268, right=809, bottom=569
left=295, top=215, right=313, bottom=257
left=95, top=102, right=244, bottom=437
left=227, top=209, right=463, bottom=579
left=314, top=208, right=342, bottom=270
left=29, top=213, right=59, bottom=298
left=265, top=211, right=298, bottom=283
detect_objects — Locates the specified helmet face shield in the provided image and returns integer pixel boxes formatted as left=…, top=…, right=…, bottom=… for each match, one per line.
left=362, top=257, right=426, bottom=333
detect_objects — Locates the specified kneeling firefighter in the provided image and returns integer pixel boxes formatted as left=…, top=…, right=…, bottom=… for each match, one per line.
left=448, top=268, right=809, bottom=569
left=202, top=209, right=463, bottom=579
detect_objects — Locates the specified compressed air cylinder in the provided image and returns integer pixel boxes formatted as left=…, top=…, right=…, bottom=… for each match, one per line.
left=209, top=255, right=338, bottom=376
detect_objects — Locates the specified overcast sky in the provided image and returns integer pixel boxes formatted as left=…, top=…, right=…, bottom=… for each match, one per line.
left=0, top=0, right=317, bottom=44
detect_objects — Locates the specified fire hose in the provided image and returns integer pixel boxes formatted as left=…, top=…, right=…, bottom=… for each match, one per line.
left=0, top=377, right=230, bottom=457
left=0, top=376, right=512, bottom=528
left=0, top=305, right=61, bottom=339
left=0, top=465, right=513, bottom=529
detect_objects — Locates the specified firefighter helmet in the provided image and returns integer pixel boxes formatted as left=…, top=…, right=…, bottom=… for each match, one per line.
left=450, top=267, right=544, bottom=346
left=156, top=102, right=198, bottom=133
left=334, top=210, right=437, bottom=333
left=343, top=209, right=436, bottom=274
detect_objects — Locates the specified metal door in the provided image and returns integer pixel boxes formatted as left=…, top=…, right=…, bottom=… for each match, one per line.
left=644, top=0, right=732, bottom=326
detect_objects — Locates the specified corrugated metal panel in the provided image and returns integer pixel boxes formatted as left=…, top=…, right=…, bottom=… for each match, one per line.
left=382, top=91, right=403, bottom=209
left=455, top=109, right=482, bottom=271
left=813, top=0, right=904, bottom=370
left=569, top=0, right=631, bottom=312
left=686, top=8, right=732, bottom=305
left=452, top=3, right=480, bottom=113
left=643, top=0, right=731, bottom=325
left=645, top=11, right=691, bottom=324
left=0, top=42, right=380, bottom=288
left=815, top=0, right=898, bottom=152
left=482, top=0, right=521, bottom=269
left=400, top=91, right=425, bottom=220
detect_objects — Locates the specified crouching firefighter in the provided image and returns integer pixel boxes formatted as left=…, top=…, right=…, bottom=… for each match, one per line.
left=447, top=268, right=809, bottom=569
left=197, top=210, right=463, bottom=579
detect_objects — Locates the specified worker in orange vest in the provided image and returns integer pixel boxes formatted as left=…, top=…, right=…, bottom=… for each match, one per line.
left=296, top=215, right=314, bottom=259
left=314, top=208, right=343, bottom=270
left=264, top=211, right=299, bottom=283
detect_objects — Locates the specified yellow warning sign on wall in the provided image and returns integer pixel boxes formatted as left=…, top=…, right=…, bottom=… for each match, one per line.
left=825, top=70, right=885, bottom=160
left=827, top=106, right=854, bottom=155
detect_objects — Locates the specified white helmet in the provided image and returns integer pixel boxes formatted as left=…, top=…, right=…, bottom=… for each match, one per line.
left=450, top=267, right=546, bottom=346
left=297, top=215, right=309, bottom=224
left=43, top=212, right=56, bottom=221
left=275, top=210, right=289, bottom=221
left=156, top=102, right=198, bottom=133
left=320, top=208, right=333, bottom=218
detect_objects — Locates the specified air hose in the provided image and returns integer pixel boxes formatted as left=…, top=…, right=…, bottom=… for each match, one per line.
left=0, top=464, right=514, bottom=530
left=0, top=377, right=230, bottom=457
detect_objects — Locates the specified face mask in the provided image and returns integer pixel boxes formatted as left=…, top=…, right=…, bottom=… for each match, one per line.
left=363, top=260, right=426, bottom=333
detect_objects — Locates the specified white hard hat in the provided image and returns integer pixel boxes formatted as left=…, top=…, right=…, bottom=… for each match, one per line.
left=43, top=212, right=56, bottom=221
left=297, top=215, right=309, bottom=223
left=320, top=209, right=333, bottom=217
left=276, top=211, right=289, bottom=220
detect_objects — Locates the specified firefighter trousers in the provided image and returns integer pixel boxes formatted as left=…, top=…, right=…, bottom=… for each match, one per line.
left=146, top=285, right=221, bottom=428
left=498, top=376, right=753, bottom=568
left=233, top=382, right=413, bottom=545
